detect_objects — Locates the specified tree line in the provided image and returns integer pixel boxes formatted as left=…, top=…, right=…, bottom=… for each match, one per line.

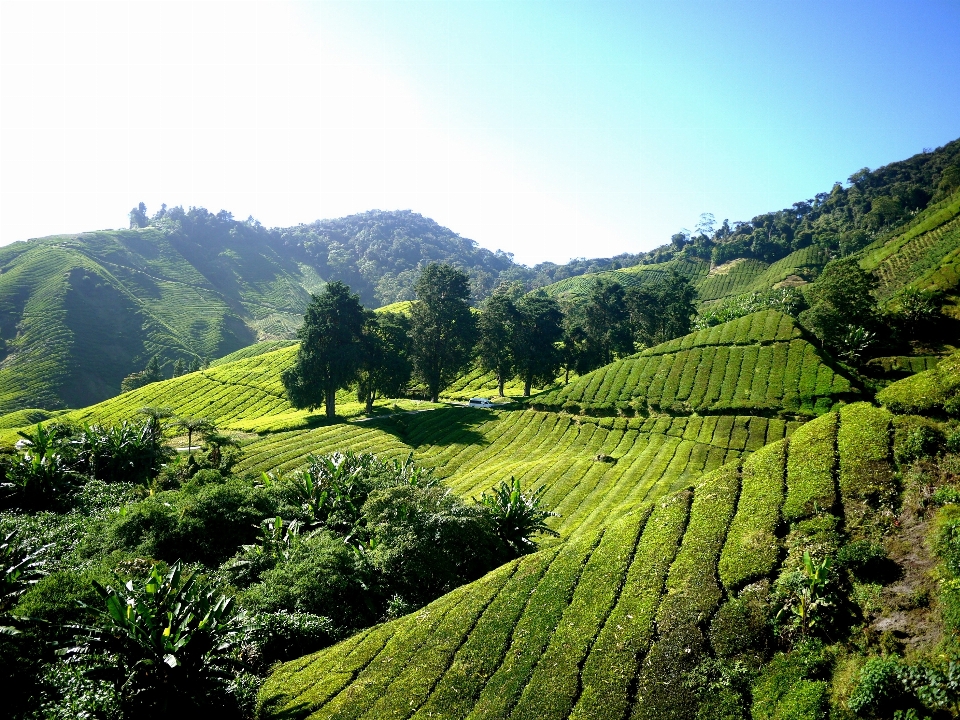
left=282, top=263, right=698, bottom=417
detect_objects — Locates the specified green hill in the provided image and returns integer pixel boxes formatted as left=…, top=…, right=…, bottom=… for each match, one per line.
left=0, top=209, right=529, bottom=414
left=534, top=310, right=856, bottom=416
left=258, top=401, right=895, bottom=719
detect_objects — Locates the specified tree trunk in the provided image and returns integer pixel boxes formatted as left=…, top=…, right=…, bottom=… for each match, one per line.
left=498, top=375, right=505, bottom=397
left=325, top=387, right=336, bottom=418
left=524, top=375, right=532, bottom=397
left=365, top=392, right=374, bottom=414
left=565, top=366, right=570, bottom=384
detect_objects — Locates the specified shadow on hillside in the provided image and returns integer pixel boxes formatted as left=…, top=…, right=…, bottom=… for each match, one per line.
left=365, top=406, right=489, bottom=448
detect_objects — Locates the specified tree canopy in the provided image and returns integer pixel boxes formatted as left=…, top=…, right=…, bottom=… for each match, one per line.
left=281, top=281, right=367, bottom=418
left=409, top=264, right=477, bottom=402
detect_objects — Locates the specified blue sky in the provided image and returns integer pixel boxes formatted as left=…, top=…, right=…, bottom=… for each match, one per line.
left=1, top=1, right=959, bottom=265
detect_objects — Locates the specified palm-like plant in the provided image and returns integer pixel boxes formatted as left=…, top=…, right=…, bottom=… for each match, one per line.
left=65, top=561, right=243, bottom=713
left=1, top=530, right=48, bottom=631
left=5, top=425, right=76, bottom=510
left=175, top=417, right=216, bottom=454
left=477, top=477, right=559, bottom=555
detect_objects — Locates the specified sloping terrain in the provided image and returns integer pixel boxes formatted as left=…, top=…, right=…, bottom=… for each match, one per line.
left=237, top=408, right=800, bottom=540
left=0, top=210, right=524, bottom=413
left=534, top=310, right=856, bottom=416
left=258, top=401, right=895, bottom=719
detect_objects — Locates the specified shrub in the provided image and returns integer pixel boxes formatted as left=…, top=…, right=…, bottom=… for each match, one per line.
left=244, top=611, right=337, bottom=666
left=710, top=583, right=772, bottom=661
left=934, top=504, right=960, bottom=577
left=240, top=530, right=373, bottom=630
left=895, top=422, right=945, bottom=465
left=103, top=479, right=277, bottom=566
left=476, top=477, right=558, bottom=556
left=367, top=484, right=510, bottom=606
left=848, top=656, right=907, bottom=716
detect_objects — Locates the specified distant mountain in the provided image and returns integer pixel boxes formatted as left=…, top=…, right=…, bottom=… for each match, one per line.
left=0, top=209, right=530, bottom=413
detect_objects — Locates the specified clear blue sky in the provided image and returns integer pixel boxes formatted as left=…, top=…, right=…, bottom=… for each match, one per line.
left=2, top=1, right=959, bottom=265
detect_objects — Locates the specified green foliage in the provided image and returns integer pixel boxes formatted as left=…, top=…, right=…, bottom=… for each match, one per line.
left=535, top=311, right=854, bottom=417
left=751, top=643, right=831, bottom=720
left=934, top=504, right=960, bottom=577
left=120, top=355, right=164, bottom=393
left=879, top=351, right=960, bottom=417
left=774, top=551, right=834, bottom=638
left=241, top=531, right=371, bottom=629
left=799, top=257, right=880, bottom=355
left=409, top=263, right=477, bottom=402
left=847, top=656, right=906, bottom=715
left=627, top=269, right=698, bottom=346
left=477, top=476, right=559, bottom=555
left=512, top=291, right=564, bottom=396
left=64, top=561, right=244, bottom=715
left=0, top=529, right=47, bottom=617
left=838, top=402, right=895, bottom=506
left=477, top=283, right=522, bottom=395
left=355, top=310, right=411, bottom=412
left=282, top=281, right=368, bottom=418
left=102, top=478, right=277, bottom=566
left=244, top=611, right=337, bottom=666
left=695, top=287, right=807, bottom=329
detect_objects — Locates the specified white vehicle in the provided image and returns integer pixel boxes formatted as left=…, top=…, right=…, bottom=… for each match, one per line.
left=467, top=397, right=494, bottom=408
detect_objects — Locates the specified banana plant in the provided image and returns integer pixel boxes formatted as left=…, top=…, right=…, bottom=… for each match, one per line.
left=477, top=477, right=559, bottom=555
left=64, top=561, right=243, bottom=713
left=777, top=551, right=834, bottom=636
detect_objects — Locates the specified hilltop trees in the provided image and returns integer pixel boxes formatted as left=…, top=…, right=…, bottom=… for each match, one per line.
left=282, top=282, right=367, bottom=418
left=356, top=312, right=412, bottom=413
left=627, top=270, right=698, bottom=347
left=477, top=283, right=523, bottom=396
left=512, top=292, right=564, bottom=396
left=409, top=264, right=477, bottom=402
left=581, top=279, right=634, bottom=370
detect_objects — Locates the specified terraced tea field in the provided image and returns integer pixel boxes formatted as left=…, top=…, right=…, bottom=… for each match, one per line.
left=0, top=344, right=440, bottom=440
left=259, top=402, right=896, bottom=720
left=238, top=407, right=802, bottom=540
left=535, top=310, right=856, bottom=416
left=860, top=190, right=960, bottom=299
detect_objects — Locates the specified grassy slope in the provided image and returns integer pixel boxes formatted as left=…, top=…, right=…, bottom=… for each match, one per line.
left=237, top=408, right=801, bottom=540
left=259, top=402, right=896, bottom=719
left=0, top=227, right=309, bottom=412
left=534, top=310, right=856, bottom=416
left=537, top=247, right=831, bottom=305
left=859, top=188, right=960, bottom=301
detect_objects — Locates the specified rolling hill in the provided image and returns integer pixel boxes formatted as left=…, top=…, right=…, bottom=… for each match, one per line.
left=533, top=310, right=856, bottom=416
left=0, top=210, right=521, bottom=414
left=257, top=400, right=896, bottom=719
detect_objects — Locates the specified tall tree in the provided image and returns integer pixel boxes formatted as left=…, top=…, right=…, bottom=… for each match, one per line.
left=512, top=292, right=564, bottom=396
left=582, top=279, right=634, bottom=369
left=627, top=270, right=698, bottom=347
left=282, top=281, right=367, bottom=418
left=477, top=283, right=523, bottom=396
left=356, top=311, right=412, bottom=413
left=799, top=257, right=879, bottom=357
left=128, top=202, right=148, bottom=229
left=409, top=264, right=477, bottom=402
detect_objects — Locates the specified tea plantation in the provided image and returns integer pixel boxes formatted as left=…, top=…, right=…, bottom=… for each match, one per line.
left=257, top=402, right=897, bottom=719
left=534, top=310, right=856, bottom=416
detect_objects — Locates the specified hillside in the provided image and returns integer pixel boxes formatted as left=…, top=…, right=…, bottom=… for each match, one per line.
left=534, top=310, right=856, bottom=416
left=258, top=401, right=896, bottom=719
left=0, top=210, right=521, bottom=413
